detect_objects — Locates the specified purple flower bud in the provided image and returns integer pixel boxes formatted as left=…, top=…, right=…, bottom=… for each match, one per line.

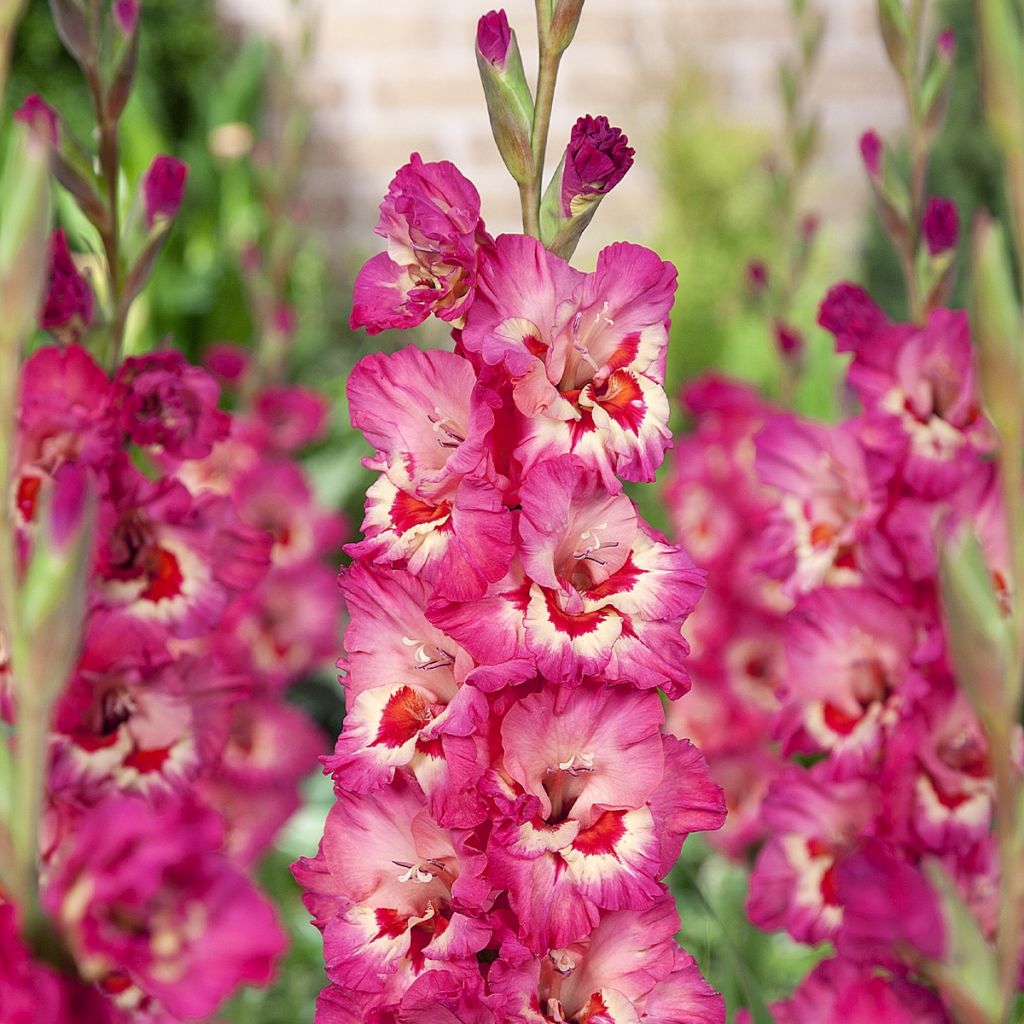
left=477, top=10, right=511, bottom=68
left=859, top=130, right=882, bottom=179
left=922, top=196, right=960, bottom=256
left=114, top=0, right=140, bottom=34
left=774, top=320, right=804, bottom=358
left=801, top=212, right=820, bottom=241
left=746, top=260, right=769, bottom=293
left=561, top=115, right=635, bottom=216
left=14, top=94, right=59, bottom=145
left=937, top=28, right=956, bottom=61
left=142, top=155, right=188, bottom=228
left=40, top=231, right=94, bottom=338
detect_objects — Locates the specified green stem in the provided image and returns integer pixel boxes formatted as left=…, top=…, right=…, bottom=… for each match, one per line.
left=526, top=2, right=563, bottom=239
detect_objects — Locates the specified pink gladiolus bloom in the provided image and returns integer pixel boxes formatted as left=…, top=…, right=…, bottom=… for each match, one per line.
left=351, top=155, right=491, bottom=334
left=44, top=797, right=285, bottom=1020
left=757, top=958, right=951, bottom=1024
left=462, top=234, right=676, bottom=489
left=747, top=766, right=877, bottom=944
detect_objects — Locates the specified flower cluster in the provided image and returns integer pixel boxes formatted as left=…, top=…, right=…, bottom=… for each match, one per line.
left=295, top=144, right=727, bottom=1022
left=3, top=260, right=344, bottom=1018
left=668, top=282, right=1006, bottom=1017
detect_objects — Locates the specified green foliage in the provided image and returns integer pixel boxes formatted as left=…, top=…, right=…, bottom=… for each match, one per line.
left=671, top=838, right=829, bottom=1023
left=862, top=0, right=1008, bottom=317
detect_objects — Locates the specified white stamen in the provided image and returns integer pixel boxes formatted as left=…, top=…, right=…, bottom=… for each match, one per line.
left=551, top=750, right=595, bottom=776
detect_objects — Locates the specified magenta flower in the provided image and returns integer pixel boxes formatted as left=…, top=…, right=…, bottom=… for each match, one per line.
left=922, top=195, right=960, bottom=256
left=142, top=154, right=188, bottom=227
left=560, top=114, right=635, bottom=216
left=350, top=154, right=491, bottom=334
left=113, top=349, right=229, bottom=460
left=40, top=230, right=94, bottom=340
left=859, top=130, right=882, bottom=178
left=44, top=797, right=285, bottom=1020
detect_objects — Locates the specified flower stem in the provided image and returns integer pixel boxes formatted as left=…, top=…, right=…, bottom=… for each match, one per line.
left=523, top=3, right=564, bottom=239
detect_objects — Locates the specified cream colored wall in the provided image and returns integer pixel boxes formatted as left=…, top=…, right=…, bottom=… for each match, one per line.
left=218, top=0, right=905, bottom=272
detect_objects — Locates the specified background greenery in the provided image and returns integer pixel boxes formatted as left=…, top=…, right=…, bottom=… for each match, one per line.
left=11, top=0, right=1005, bottom=1020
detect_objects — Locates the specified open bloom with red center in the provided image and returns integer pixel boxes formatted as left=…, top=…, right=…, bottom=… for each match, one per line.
left=50, top=640, right=236, bottom=803
left=755, top=415, right=888, bottom=594
left=292, top=776, right=490, bottom=1013
left=777, top=587, right=918, bottom=774
left=490, top=895, right=723, bottom=1024
left=95, top=461, right=271, bottom=639
left=44, top=797, right=284, bottom=1021
left=351, top=154, right=492, bottom=334
left=461, top=234, right=676, bottom=490
left=747, top=765, right=877, bottom=944
left=430, top=456, right=705, bottom=694
left=112, top=350, right=229, bottom=461
left=752, top=957, right=951, bottom=1024
left=326, top=563, right=496, bottom=826
left=487, top=686, right=723, bottom=952
left=839, top=309, right=991, bottom=499
left=347, top=346, right=514, bottom=601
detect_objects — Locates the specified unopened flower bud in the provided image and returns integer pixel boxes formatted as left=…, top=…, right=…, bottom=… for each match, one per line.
left=746, top=260, right=769, bottom=294
left=548, top=0, right=585, bottom=53
left=14, top=94, right=59, bottom=145
left=922, top=196, right=960, bottom=256
left=774, top=320, right=804, bottom=359
left=114, top=0, right=140, bottom=34
left=937, top=27, right=956, bottom=62
left=142, top=155, right=188, bottom=228
left=859, top=130, right=882, bottom=178
left=475, top=10, right=534, bottom=185
left=540, top=115, right=633, bottom=258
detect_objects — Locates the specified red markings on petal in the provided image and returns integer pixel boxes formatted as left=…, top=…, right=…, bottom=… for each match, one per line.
left=572, top=809, right=627, bottom=856
left=373, top=907, right=410, bottom=940
left=390, top=490, right=451, bottom=534
left=370, top=686, right=431, bottom=749
left=593, top=370, right=645, bottom=433
left=543, top=587, right=612, bottom=639
left=124, top=746, right=171, bottom=773
left=523, top=333, right=548, bottom=359
left=584, top=554, right=641, bottom=601
left=822, top=702, right=862, bottom=736
left=15, top=474, right=42, bottom=523
left=141, top=547, right=185, bottom=602
left=604, top=331, right=641, bottom=374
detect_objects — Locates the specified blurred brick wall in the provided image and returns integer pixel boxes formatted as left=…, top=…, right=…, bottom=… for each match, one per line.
left=218, top=0, right=905, bottom=273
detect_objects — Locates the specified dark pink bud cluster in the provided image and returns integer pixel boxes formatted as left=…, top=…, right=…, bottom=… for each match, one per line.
left=667, top=278, right=1002, bottom=1018
left=296, top=153, right=727, bottom=1022
left=922, top=195, right=960, bottom=256
left=3, top=341, right=346, bottom=1017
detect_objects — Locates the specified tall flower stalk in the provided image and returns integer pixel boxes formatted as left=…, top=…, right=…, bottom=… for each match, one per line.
left=296, top=3, right=728, bottom=1020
